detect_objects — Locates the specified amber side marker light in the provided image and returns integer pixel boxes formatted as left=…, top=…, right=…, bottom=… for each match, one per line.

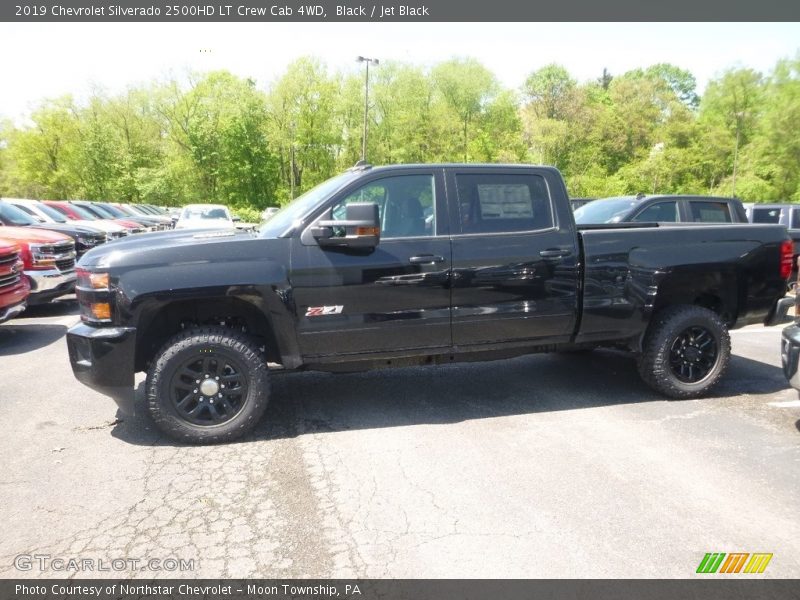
left=355, top=226, right=380, bottom=236
left=88, top=302, right=112, bottom=321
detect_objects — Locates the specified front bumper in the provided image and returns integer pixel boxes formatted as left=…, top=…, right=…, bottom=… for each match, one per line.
left=781, top=323, right=800, bottom=390
left=0, top=300, right=27, bottom=324
left=67, top=322, right=137, bottom=414
left=766, top=295, right=796, bottom=326
left=26, top=268, right=76, bottom=305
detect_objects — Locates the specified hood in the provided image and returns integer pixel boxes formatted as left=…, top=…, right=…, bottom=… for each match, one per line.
left=0, top=239, right=20, bottom=255
left=73, top=219, right=123, bottom=232
left=79, top=227, right=265, bottom=269
left=114, top=219, right=145, bottom=229
left=30, top=223, right=105, bottom=236
left=0, top=225, right=73, bottom=244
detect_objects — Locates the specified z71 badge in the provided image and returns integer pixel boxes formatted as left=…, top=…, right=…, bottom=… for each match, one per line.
left=305, top=305, right=344, bottom=317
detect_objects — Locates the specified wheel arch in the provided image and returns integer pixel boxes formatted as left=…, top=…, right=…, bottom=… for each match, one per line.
left=134, top=295, right=288, bottom=372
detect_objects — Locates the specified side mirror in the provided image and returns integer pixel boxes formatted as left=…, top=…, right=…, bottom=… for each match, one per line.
left=312, top=202, right=380, bottom=249
left=232, top=216, right=241, bottom=222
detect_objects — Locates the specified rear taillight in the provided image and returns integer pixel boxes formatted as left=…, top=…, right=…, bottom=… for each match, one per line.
left=780, top=240, right=794, bottom=280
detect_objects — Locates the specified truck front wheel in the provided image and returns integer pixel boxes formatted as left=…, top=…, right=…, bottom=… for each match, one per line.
left=146, top=326, right=270, bottom=444
left=638, top=305, right=730, bottom=399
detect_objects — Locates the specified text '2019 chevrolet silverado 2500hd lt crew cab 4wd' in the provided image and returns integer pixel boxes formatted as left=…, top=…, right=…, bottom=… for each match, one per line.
left=67, top=164, right=794, bottom=443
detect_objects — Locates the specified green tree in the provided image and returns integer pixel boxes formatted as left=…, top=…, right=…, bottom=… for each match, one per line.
left=432, top=58, right=497, bottom=161
left=266, top=57, right=341, bottom=201
left=523, top=64, right=577, bottom=120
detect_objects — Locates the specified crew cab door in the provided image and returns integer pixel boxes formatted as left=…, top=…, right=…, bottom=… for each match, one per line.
left=446, top=167, right=579, bottom=348
left=290, top=169, right=452, bottom=359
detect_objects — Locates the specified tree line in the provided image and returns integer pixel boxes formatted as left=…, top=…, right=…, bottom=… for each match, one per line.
left=0, top=54, right=798, bottom=214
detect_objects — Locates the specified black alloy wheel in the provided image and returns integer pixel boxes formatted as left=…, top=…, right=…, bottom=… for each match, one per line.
left=668, top=325, right=718, bottom=383
left=170, top=352, right=249, bottom=425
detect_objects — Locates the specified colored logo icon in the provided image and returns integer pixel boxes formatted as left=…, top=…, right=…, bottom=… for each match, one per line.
left=697, top=552, right=773, bottom=574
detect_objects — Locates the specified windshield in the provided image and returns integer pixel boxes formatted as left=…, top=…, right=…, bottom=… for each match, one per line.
left=96, top=203, right=126, bottom=218
left=114, top=204, right=136, bottom=216
left=574, top=197, right=639, bottom=224
left=8, top=203, right=46, bottom=222
left=35, top=202, right=68, bottom=223
left=79, top=203, right=113, bottom=219
left=0, top=202, right=38, bottom=226
left=179, top=206, right=231, bottom=221
left=68, top=203, right=98, bottom=220
left=258, top=171, right=360, bottom=238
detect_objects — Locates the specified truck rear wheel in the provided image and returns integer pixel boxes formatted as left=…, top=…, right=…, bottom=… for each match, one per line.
left=638, top=305, right=730, bottom=399
left=146, top=326, right=269, bottom=444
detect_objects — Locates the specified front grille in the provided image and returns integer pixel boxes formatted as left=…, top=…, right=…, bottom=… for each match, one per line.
left=0, top=252, right=19, bottom=270
left=36, top=242, right=75, bottom=255
left=0, top=271, right=21, bottom=291
left=76, top=235, right=106, bottom=255
left=56, top=257, right=76, bottom=272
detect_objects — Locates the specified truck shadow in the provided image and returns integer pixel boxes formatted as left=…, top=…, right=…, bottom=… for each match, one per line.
left=110, top=350, right=790, bottom=447
left=0, top=323, right=68, bottom=355
left=17, top=297, right=78, bottom=319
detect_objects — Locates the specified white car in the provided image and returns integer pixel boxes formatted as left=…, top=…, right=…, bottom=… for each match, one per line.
left=174, top=204, right=235, bottom=230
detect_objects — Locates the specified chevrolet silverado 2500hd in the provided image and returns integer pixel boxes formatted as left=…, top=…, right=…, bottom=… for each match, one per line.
left=67, top=164, right=794, bottom=443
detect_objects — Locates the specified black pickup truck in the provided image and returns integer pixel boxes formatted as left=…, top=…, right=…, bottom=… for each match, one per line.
left=67, top=164, right=794, bottom=443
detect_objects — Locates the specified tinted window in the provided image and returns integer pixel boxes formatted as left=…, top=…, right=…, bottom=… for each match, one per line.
left=689, top=201, right=732, bottom=223
left=791, top=209, right=800, bottom=230
left=573, top=197, right=638, bottom=224
left=632, top=201, right=678, bottom=222
left=332, top=174, right=435, bottom=238
left=0, top=202, right=37, bottom=226
left=36, top=202, right=68, bottom=223
left=456, top=173, right=553, bottom=234
left=752, top=208, right=781, bottom=224
left=9, top=203, right=44, bottom=221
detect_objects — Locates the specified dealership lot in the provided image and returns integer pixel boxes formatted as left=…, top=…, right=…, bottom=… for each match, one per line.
left=1, top=299, right=798, bottom=578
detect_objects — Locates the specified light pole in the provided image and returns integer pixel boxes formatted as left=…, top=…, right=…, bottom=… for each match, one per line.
left=357, top=56, right=378, bottom=162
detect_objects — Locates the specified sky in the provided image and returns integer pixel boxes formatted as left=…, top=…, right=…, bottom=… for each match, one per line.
left=1, top=22, right=799, bottom=122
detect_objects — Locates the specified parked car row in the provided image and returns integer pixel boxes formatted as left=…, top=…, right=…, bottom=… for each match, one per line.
left=0, top=198, right=174, bottom=325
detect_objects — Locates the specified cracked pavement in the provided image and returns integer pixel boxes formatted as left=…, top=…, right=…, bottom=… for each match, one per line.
left=1, top=298, right=799, bottom=578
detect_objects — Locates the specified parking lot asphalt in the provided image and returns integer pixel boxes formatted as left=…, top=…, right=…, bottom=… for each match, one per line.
left=0, top=297, right=798, bottom=579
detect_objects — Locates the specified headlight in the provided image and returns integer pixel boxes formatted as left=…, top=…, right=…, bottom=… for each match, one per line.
left=76, top=269, right=109, bottom=291
left=76, top=268, right=113, bottom=323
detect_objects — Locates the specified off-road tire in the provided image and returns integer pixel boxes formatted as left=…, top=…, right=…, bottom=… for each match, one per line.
left=638, top=305, right=730, bottom=399
left=147, top=326, right=269, bottom=444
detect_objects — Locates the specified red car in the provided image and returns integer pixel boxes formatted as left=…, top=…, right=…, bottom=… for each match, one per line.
left=0, top=239, right=31, bottom=323
left=0, top=226, right=76, bottom=305
left=42, top=201, right=143, bottom=235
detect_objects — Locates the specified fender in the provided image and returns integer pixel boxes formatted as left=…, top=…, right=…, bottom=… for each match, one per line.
left=109, top=237, right=302, bottom=368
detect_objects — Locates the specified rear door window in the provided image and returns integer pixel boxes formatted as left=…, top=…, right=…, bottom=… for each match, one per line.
left=689, top=201, right=733, bottom=223
left=455, top=173, right=553, bottom=234
left=631, top=201, right=678, bottom=222
left=791, top=209, right=800, bottom=229
left=751, top=208, right=781, bottom=224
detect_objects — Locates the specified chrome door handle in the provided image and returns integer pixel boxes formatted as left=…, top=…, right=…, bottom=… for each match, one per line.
left=409, top=255, right=445, bottom=264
